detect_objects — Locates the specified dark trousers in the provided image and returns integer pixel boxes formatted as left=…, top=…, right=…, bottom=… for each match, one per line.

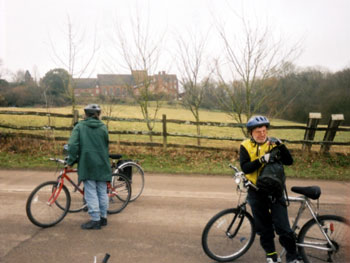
left=247, top=189, right=298, bottom=261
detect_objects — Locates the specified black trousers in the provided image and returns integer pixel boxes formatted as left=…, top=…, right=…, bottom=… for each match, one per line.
left=247, top=189, right=298, bottom=261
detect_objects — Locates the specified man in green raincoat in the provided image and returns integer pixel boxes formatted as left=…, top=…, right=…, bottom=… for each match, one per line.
left=67, top=104, right=112, bottom=230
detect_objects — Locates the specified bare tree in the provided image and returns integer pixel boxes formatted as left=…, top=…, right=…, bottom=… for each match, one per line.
left=111, top=11, right=166, bottom=142
left=215, top=14, right=301, bottom=136
left=176, top=31, right=212, bottom=146
left=101, top=101, right=120, bottom=131
left=49, top=15, right=99, bottom=124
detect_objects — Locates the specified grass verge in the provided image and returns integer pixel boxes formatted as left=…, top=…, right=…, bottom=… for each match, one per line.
left=0, top=137, right=349, bottom=180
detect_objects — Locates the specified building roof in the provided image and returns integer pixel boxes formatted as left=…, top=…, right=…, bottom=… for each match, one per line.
left=97, top=74, right=134, bottom=86
left=153, top=72, right=178, bottom=82
left=73, top=78, right=97, bottom=89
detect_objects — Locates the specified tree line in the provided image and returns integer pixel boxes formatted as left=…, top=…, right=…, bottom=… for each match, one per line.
left=0, top=66, right=349, bottom=126
left=200, top=66, right=350, bottom=126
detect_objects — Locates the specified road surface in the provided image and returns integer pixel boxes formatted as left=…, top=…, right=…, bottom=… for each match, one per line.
left=0, top=170, right=349, bottom=263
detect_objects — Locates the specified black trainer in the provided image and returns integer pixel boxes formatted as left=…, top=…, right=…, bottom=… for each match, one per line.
left=100, top=217, right=107, bottom=227
left=81, top=220, right=101, bottom=230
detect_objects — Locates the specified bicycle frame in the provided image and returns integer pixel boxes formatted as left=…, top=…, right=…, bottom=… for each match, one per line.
left=287, top=196, right=337, bottom=252
left=48, top=167, right=83, bottom=206
left=55, top=166, right=124, bottom=202
left=58, top=168, right=84, bottom=195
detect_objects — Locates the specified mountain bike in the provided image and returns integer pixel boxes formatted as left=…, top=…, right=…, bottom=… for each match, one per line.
left=201, top=164, right=350, bottom=263
left=26, top=158, right=131, bottom=228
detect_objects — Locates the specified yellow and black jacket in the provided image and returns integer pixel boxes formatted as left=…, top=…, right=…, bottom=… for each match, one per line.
left=239, top=138, right=293, bottom=185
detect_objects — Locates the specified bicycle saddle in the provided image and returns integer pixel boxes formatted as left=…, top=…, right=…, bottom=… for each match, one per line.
left=291, top=186, right=321, bottom=200
left=109, top=154, right=123, bottom=160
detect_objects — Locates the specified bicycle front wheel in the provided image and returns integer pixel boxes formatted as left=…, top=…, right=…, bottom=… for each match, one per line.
left=298, top=215, right=350, bottom=263
left=107, top=173, right=131, bottom=214
left=26, top=181, right=71, bottom=228
left=202, top=208, right=256, bottom=262
left=117, top=161, right=144, bottom=201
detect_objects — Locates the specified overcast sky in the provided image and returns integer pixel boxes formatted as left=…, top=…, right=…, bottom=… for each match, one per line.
left=1, top=0, right=350, bottom=81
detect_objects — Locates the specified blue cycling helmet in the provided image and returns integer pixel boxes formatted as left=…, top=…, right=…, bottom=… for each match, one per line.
left=246, top=116, right=270, bottom=131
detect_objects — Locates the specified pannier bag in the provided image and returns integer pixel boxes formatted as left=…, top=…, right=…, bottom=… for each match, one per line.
left=117, top=160, right=133, bottom=181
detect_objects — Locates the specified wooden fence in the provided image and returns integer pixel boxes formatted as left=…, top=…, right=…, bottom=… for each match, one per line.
left=0, top=110, right=349, bottom=153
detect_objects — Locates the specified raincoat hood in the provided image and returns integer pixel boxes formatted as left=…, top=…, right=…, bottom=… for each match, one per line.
left=81, top=117, right=105, bottom=128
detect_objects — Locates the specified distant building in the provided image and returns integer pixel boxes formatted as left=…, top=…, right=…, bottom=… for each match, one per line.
left=151, top=71, right=178, bottom=98
left=97, top=74, right=133, bottom=98
left=73, top=70, right=178, bottom=99
left=73, top=78, right=99, bottom=97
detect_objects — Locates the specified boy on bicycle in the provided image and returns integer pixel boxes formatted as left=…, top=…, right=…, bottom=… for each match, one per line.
left=67, top=104, right=112, bottom=230
left=239, top=116, right=299, bottom=263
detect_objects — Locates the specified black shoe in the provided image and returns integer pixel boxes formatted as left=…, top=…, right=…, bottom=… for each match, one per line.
left=81, top=220, right=101, bottom=230
left=100, top=217, right=107, bottom=227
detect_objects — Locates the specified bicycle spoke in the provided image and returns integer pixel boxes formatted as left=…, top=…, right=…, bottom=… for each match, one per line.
left=202, top=208, right=255, bottom=262
left=298, top=215, right=350, bottom=263
left=26, top=181, right=70, bottom=228
left=107, top=173, right=131, bottom=214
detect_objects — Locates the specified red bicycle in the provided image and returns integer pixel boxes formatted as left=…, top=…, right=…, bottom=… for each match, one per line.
left=26, top=158, right=131, bottom=228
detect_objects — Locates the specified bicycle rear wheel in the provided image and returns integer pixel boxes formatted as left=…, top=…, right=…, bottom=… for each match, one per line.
left=202, top=208, right=256, bottom=262
left=298, top=215, right=350, bottom=263
left=116, top=161, right=144, bottom=201
left=107, top=173, right=131, bottom=214
left=26, top=181, right=71, bottom=228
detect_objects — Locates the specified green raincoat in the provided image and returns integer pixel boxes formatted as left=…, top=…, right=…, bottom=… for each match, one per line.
left=67, top=117, right=112, bottom=182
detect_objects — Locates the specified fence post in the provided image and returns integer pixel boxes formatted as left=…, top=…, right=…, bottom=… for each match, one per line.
left=72, top=110, right=79, bottom=126
left=302, top=112, right=322, bottom=152
left=320, top=114, right=344, bottom=153
left=162, top=114, right=167, bottom=150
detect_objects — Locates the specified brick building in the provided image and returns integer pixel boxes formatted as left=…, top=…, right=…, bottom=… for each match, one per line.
left=73, top=70, right=178, bottom=100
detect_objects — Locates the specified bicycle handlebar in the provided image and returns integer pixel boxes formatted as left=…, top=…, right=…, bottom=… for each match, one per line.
left=102, top=253, right=110, bottom=263
left=229, top=164, right=259, bottom=191
left=49, top=158, right=65, bottom=164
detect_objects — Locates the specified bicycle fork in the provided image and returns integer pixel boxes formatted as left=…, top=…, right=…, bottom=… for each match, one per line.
left=226, top=205, right=247, bottom=239
left=47, top=178, right=64, bottom=206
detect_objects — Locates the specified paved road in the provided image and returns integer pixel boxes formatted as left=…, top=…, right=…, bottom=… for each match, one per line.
left=0, top=170, right=349, bottom=263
